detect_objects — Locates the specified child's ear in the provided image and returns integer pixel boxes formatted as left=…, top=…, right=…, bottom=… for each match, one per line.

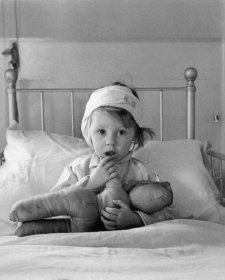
left=133, top=134, right=138, bottom=144
left=89, top=137, right=93, bottom=147
left=130, top=137, right=138, bottom=151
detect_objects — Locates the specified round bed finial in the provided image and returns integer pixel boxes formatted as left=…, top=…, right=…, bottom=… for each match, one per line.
left=4, top=68, right=19, bottom=125
left=184, top=67, right=197, bottom=140
left=5, top=68, right=18, bottom=89
left=184, top=67, right=198, bottom=82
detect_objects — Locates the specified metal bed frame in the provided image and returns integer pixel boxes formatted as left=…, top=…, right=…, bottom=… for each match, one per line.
left=4, top=67, right=197, bottom=140
left=207, top=150, right=225, bottom=204
left=1, top=66, right=224, bottom=203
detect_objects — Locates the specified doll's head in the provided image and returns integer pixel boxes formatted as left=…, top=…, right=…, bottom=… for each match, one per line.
left=81, top=83, right=154, bottom=160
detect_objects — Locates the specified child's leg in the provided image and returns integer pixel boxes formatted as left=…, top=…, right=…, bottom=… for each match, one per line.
left=129, top=181, right=173, bottom=214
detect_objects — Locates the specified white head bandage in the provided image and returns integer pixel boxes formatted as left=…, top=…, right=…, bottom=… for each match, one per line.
left=81, top=85, right=143, bottom=146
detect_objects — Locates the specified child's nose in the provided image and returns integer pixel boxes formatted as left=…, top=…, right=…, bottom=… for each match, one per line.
left=106, top=134, right=116, bottom=147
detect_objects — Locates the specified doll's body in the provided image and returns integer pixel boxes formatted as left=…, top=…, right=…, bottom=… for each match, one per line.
left=10, top=177, right=172, bottom=236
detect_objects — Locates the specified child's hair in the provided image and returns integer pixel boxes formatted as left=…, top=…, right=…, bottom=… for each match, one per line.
left=112, top=82, right=154, bottom=149
left=90, top=82, right=154, bottom=150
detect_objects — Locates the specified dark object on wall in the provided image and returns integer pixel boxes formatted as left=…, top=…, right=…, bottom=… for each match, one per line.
left=2, top=42, right=20, bottom=70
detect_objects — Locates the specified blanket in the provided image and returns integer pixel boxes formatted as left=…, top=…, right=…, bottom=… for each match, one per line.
left=0, top=219, right=225, bottom=280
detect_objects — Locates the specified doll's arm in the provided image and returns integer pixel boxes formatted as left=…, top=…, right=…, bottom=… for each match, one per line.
left=136, top=203, right=177, bottom=225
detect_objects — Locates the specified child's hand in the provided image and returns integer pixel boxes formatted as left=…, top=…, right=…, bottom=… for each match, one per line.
left=100, top=200, right=144, bottom=230
left=88, top=156, right=117, bottom=190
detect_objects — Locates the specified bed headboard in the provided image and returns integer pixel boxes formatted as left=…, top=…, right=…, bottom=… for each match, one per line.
left=4, top=66, right=197, bottom=140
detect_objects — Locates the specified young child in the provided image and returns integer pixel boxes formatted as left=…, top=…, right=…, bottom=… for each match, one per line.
left=10, top=83, right=175, bottom=236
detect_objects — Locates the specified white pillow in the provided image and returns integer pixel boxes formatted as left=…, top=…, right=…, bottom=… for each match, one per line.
left=0, top=123, right=224, bottom=235
left=134, top=140, right=225, bottom=223
left=0, top=123, right=92, bottom=235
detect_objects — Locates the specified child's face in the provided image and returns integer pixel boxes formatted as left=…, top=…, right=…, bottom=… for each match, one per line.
left=90, top=110, right=136, bottom=162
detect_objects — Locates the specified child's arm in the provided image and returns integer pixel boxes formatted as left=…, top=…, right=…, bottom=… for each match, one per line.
left=50, top=165, right=80, bottom=192
left=100, top=201, right=177, bottom=230
left=85, top=156, right=118, bottom=191
left=51, top=155, right=117, bottom=193
left=100, top=180, right=175, bottom=230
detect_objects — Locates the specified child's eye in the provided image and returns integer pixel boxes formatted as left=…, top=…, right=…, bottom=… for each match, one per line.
left=97, top=129, right=105, bottom=135
left=117, top=130, right=126, bottom=136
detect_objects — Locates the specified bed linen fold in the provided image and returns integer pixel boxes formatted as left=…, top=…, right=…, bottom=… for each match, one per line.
left=1, top=219, right=225, bottom=248
left=0, top=219, right=225, bottom=280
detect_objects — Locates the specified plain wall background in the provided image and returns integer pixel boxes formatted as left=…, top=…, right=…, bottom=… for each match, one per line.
left=0, top=0, right=224, bottom=153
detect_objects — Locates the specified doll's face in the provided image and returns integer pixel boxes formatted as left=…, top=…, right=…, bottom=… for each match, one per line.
left=89, top=109, right=135, bottom=162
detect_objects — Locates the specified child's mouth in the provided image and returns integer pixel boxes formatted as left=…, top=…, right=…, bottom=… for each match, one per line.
left=104, top=151, right=116, bottom=157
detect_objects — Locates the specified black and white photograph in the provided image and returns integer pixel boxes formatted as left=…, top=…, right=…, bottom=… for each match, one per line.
left=0, top=0, right=225, bottom=279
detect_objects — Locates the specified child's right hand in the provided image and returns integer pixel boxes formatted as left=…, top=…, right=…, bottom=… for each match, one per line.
left=87, top=156, right=117, bottom=191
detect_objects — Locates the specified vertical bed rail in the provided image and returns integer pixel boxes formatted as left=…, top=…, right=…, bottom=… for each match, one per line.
left=4, top=66, right=197, bottom=140
left=184, top=67, right=198, bottom=139
left=39, top=90, right=76, bottom=136
left=4, top=68, right=19, bottom=126
left=40, top=91, right=45, bottom=131
left=159, top=90, right=164, bottom=141
left=207, top=150, right=225, bottom=204
left=70, top=91, right=75, bottom=137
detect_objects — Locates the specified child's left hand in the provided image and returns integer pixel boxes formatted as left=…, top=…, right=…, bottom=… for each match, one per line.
left=100, top=200, right=144, bottom=230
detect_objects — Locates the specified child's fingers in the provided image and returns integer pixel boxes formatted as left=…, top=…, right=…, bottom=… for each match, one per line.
left=113, top=200, right=130, bottom=209
left=100, top=216, right=116, bottom=230
left=100, top=156, right=115, bottom=166
left=101, top=207, right=118, bottom=216
left=109, top=171, right=118, bottom=179
left=101, top=212, right=116, bottom=222
left=107, top=166, right=116, bottom=174
left=104, top=161, right=115, bottom=170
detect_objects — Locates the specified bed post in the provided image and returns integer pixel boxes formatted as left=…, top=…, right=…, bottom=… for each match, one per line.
left=184, top=67, right=198, bottom=139
left=2, top=42, right=20, bottom=126
left=4, top=68, right=19, bottom=126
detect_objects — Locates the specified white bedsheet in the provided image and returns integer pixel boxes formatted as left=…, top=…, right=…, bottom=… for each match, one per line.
left=1, top=219, right=225, bottom=280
